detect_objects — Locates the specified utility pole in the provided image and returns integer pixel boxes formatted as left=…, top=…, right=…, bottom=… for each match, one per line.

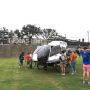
left=65, top=34, right=66, bottom=38
left=87, top=31, right=89, bottom=46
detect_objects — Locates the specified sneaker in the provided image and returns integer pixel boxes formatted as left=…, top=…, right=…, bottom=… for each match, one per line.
left=61, top=73, right=65, bottom=76
left=82, top=81, right=88, bottom=85
left=83, top=81, right=86, bottom=84
left=19, top=66, right=21, bottom=68
left=63, top=73, right=65, bottom=75
left=75, top=70, right=76, bottom=73
left=88, top=82, right=90, bottom=85
left=71, top=73, right=74, bottom=75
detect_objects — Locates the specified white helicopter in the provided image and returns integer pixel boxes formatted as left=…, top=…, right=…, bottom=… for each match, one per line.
left=32, top=41, right=67, bottom=70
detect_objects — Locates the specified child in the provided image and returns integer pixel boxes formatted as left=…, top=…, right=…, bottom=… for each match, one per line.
left=29, top=51, right=33, bottom=69
left=25, top=52, right=31, bottom=68
left=19, top=52, right=24, bottom=68
left=70, top=51, right=77, bottom=75
left=60, top=50, right=66, bottom=76
left=66, top=54, right=71, bottom=73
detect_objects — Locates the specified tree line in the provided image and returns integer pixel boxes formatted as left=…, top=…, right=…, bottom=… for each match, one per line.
left=0, top=24, right=60, bottom=44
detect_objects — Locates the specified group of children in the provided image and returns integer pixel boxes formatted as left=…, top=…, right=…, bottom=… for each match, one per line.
left=19, top=51, right=32, bottom=69
left=18, top=47, right=90, bottom=85
left=59, top=50, right=77, bottom=76
left=60, top=47, right=90, bottom=85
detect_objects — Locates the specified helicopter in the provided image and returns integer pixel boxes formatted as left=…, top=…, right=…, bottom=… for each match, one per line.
left=32, top=41, right=67, bottom=70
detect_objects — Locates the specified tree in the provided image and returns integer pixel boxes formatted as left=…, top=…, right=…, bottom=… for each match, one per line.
left=21, top=24, right=42, bottom=44
left=8, top=30, right=14, bottom=43
left=14, top=29, right=21, bottom=39
left=42, top=29, right=58, bottom=39
left=82, top=38, right=84, bottom=42
left=0, top=27, right=9, bottom=38
left=0, top=27, right=9, bottom=44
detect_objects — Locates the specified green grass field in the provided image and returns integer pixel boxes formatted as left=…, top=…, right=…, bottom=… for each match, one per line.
left=0, top=57, right=90, bottom=90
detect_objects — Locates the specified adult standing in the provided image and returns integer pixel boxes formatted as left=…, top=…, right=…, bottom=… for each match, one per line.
left=79, top=47, right=90, bottom=84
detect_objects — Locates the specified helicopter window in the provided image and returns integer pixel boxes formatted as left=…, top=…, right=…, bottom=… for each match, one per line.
left=50, top=45, right=61, bottom=56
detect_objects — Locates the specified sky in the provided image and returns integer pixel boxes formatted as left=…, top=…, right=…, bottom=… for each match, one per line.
left=0, top=0, right=90, bottom=42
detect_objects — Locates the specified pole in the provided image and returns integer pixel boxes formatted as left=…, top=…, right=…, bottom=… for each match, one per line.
left=87, top=31, right=89, bottom=46
left=65, top=34, right=66, bottom=38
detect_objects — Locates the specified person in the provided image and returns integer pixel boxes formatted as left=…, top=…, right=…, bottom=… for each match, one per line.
left=70, top=51, right=77, bottom=75
left=19, top=51, right=24, bottom=68
left=60, top=50, right=66, bottom=76
left=79, top=47, right=90, bottom=84
left=25, top=52, right=31, bottom=68
left=29, top=51, right=33, bottom=69
left=66, top=53, right=71, bottom=73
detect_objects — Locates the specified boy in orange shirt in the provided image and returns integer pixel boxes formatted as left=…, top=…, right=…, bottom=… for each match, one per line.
left=70, top=51, right=77, bottom=75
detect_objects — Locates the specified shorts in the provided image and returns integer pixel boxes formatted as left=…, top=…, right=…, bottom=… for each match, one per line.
left=27, top=61, right=30, bottom=65
left=83, top=64, right=90, bottom=72
left=60, top=61, right=66, bottom=64
left=19, top=60, right=23, bottom=65
left=60, top=62, right=66, bottom=67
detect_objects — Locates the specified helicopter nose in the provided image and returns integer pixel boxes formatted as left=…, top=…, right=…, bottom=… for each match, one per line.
left=32, top=54, right=38, bottom=61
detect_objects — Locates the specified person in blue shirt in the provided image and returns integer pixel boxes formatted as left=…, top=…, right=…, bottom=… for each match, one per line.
left=80, top=47, right=90, bottom=84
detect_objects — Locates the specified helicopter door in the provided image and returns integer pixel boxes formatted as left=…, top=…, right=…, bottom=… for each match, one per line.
left=48, top=45, right=61, bottom=63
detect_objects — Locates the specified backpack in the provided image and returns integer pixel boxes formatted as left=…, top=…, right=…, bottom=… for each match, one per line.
left=60, top=54, right=66, bottom=62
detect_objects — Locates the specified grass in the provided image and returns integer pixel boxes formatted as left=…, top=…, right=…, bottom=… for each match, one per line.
left=0, top=57, right=90, bottom=90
